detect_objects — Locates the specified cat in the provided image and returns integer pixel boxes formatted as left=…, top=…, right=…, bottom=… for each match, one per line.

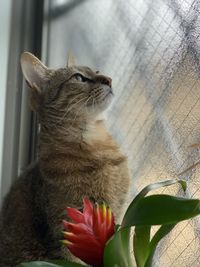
left=0, top=52, right=130, bottom=266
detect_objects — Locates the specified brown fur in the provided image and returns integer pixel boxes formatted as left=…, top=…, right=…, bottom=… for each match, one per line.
left=0, top=53, right=130, bottom=266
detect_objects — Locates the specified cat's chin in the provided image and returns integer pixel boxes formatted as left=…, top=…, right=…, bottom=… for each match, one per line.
left=87, top=90, right=113, bottom=116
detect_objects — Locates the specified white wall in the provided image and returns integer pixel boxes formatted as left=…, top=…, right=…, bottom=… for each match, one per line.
left=0, top=0, right=12, bottom=203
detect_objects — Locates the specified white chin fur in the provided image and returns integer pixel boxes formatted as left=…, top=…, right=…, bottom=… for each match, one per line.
left=86, top=93, right=113, bottom=116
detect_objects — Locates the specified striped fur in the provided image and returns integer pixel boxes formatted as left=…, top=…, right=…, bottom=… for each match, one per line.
left=0, top=54, right=130, bottom=266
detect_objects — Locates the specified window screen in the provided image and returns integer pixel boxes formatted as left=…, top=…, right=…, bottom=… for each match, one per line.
left=43, top=0, right=200, bottom=266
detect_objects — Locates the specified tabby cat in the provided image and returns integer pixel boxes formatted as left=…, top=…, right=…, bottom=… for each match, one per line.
left=0, top=52, right=130, bottom=266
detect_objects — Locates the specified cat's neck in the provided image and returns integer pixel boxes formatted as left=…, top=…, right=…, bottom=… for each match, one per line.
left=37, top=115, right=123, bottom=181
left=38, top=114, right=110, bottom=156
left=83, top=115, right=110, bottom=145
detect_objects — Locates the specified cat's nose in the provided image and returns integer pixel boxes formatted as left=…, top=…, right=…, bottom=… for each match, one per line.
left=96, top=75, right=112, bottom=87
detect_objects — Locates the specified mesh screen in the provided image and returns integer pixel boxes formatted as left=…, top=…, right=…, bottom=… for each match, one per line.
left=46, top=0, right=200, bottom=265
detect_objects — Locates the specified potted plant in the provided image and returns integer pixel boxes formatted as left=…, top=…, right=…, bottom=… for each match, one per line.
left=20, top=179, right=200, bottom=267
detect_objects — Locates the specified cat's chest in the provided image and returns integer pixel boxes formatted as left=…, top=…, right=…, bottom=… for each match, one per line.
left=41, top=147, right=127, bottom=208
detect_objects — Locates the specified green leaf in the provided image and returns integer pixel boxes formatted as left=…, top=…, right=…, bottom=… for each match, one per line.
left=20, top=261, right=87, bottom=267
left=120, top=179, right=188, bottom=267
left=133, top=226, right=151, bottom=267
left=114, top=224, right=121, bottom=232
left=144, top=224, right=176, bottom=267
left=20, top=263, right=58, bottom=267
left=50, top=260, right=88, bottom=267
left=122, top=179, right=186, bottom=227
left=122, top=194, right=200, bottom=227
left=104, top=227, right=133, bottom=267
left=50, top=260, right=87, bottom=267
left=20, top=262, right=59, bottom=267
left=134, top=179, right=186, bottom=202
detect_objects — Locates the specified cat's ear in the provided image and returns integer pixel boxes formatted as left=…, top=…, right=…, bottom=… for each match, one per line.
left=20, top=52, right=49, bottom=111
left=67, top=52, right=75, bottom=66
left=20, top=52, right=49, bottom=88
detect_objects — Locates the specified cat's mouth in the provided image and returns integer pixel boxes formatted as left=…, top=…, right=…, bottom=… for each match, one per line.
left=87, top=85, right=113, bottom=114
left=100, top=87, right=113, bottom=101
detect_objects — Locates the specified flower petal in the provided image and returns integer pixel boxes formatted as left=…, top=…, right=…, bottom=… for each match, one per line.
left=64, top=232, right=101, bottom=248
left=83, top=198, right=94, bottom=226
left=63, top=221, right=92, bottom=235
left=66, top=207, right=85, bottom=223
left=93, top=204, right=105, bottom=241
left=101, top=202, right=107, bottom=219
left=106, top=207, right=115, bottom=239
left=62, top=198, right=115, bottom=267
left=68, top=244, right=103, bottom=267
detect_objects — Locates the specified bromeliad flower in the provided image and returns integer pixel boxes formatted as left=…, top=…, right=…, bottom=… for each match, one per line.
left=21, top=179, right=200, bottom=267
left=62, top=198, right=115, bottom=267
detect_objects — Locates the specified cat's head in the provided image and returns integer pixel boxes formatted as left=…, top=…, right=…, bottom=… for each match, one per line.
left=20, top=52, right=113, bottom=127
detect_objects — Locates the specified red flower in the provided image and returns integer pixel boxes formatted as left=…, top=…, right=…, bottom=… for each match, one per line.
left=62, top=198, right=115, bottom=267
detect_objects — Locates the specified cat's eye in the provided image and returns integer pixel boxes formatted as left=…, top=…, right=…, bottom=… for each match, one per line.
left=73, top=73, right=86, bottom=82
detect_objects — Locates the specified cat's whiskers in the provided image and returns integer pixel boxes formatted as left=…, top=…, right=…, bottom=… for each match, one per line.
left=54, top=94, right=84, bottom=127
left=59, top=95, right=91, bottom=133
left=84, top=93, right=96, bottom=114
left=84, top=95, right=92, bottom=107
left=92, top=95, right=96, bottom=114
left=90, top=87, right=107, bottom=111
left=69, top=95, right=93, bottom=125
left=52, top=94, right=87, bottom=133
left=60, top=95, right=94, bottom=135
